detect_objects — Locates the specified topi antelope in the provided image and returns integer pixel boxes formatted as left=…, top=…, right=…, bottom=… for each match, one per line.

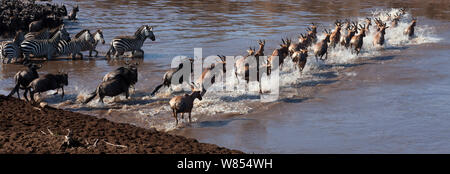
left=373, top=19, right=389, bottom=46
left=350, top=24, right=367, bottom=55
left=391, top=13, right=402, bottom=28
left=314, top=29, right=331, bottom=61
left=365, top=18, right=372, bottom=34
left=291, top=49, right=308, bottom=72
left=151, top=58, right=193, bottom=96
left=404, top=17, right=417, bottom=39
left=267, top=38, right=290, bottom=72
left=329, top=20, right=343, bottom=48
left=305, top=23, right=318, bottom=47
left=235, top=40, right=267, bottom=93
left=341, top=21, right=358, bottom=48
left=289, top=34, right=307, bottom=56
left=169, top=83, right=205, bottom=125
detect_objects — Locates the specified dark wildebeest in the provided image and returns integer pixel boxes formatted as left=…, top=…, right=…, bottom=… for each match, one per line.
left=25, top=73, right=69, bottom=103
left=6, top=63, right=41, bottom=101
left=68, top=5, right=79, bottom=20
left=83, top=64, right=138, bottom=104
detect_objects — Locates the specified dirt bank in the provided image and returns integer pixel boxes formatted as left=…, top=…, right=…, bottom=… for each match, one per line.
left=0, top=95, right=242, bottom=154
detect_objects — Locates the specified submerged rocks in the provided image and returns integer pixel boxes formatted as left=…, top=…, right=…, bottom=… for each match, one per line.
left=0, top=0, right=67, bottom=37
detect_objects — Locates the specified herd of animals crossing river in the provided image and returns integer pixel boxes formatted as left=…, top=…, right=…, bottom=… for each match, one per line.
left=0, top=4, right=426, bottom=127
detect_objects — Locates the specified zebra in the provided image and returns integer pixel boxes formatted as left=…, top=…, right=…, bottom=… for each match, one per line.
left=73, top=29, right=105, bottom=57
left=1, top=31, right=25, bottom=64
left=20, top=25, right=71, bottom=61
left=58, top=30, right=95, bottom=59
left=24, top=26, right=61, bottom=40
left=106, top=25, right=155, bottom=59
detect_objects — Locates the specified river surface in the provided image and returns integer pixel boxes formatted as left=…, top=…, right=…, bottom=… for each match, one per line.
left=1, top=0, right=449, bottom=153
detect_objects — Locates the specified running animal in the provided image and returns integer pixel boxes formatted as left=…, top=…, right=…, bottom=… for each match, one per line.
left=21, top=25, right=71, bottom=60
left=169, top=83, right=204, bottom=125
left=25, top=73, right=68, bottom=103
left=6, top=63, right=41, bottom=101
left=106, top=25, right=155, bottom=59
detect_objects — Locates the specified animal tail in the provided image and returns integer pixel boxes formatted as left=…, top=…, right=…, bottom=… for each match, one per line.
left=150, top=84, right=164, bottom=96
left=83, top=90, right=97, bottom=104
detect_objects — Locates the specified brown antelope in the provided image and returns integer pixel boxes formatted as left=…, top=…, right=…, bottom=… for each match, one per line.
left=391, top=13, right=401, bottom=28
left=341, top=21, right=358, bottom=48
left=365, top=18, right=372, bottom=34
left=404, top=17, right=417, bottom=38
left=305, top=23, right=318, bottom=47
left=399, top=8, right=406, bottom=15
left=235, top=40, right=267, bottom=93
left=197, top=55, right=227, bottom=88
left=386, top=13, right=392, bottom=21
left=291, top=49, right=308, bottom=72
left=169, top=83, right=204, bottom=125
left=350, top=24, right=367, bottom=55
left=329, top=20, right=343, bottom=48
left=268, top=38, right=290, bottom=71
left=314, top=29, right=331, bottom=61
left=373, top=19, right=389, bottom=46
left=289, top=34, right=307, bottom=56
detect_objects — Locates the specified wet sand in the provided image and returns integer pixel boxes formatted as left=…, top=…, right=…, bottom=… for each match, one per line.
left=0, top=95, right=242, bottom=154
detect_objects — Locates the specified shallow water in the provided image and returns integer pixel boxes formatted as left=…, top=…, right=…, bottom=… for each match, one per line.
left=1, top=0, right=449, bottom=153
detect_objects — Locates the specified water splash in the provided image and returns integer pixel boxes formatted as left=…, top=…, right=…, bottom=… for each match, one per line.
left=48, top=8, right=441, bottom=132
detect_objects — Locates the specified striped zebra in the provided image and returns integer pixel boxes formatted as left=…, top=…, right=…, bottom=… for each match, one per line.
left=106, top=25, right=155, bottom=59
left=58, top=30, right=95, bottom=59
left=74, top=29, right=105, bottom=57
left=24, top=26, right=61, bottom=40
left=20, top=25, right=71, bottom=60
left=1, top=31, right=25, bottom=64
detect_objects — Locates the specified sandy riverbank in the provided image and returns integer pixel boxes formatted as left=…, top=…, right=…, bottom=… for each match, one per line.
left=0, top=95, right=242, bottom=154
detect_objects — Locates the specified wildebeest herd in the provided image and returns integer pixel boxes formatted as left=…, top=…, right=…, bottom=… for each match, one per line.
left=2, top=3, right=418, bottom=126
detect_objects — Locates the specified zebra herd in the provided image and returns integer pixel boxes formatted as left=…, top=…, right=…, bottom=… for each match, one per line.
left=0, top=24, right=155, bottom=64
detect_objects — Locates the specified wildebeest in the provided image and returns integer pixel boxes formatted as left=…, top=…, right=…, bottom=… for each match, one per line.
left=169, top=83, right=204, bottom=125
left=6, top=63, right=41, bottom=101
left=25, top=73, right=68, bottom=103
left=68, top=5, right=79, bottom=20
left=83, top=64, right=138, bottom=104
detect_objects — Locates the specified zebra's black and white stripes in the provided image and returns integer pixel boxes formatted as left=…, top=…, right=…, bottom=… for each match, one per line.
left=74, top=29, right=105, bottom=57
left=58, top=30, right=95, bottom=59
left=1, top=31, right=25, bottom=63
left=106, top=25, right=155, bottom=58
left=21, top=25, right=71, bottom=60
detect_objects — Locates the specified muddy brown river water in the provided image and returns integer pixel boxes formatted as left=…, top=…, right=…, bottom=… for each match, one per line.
left=1, top=0, right=449, bottom=153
